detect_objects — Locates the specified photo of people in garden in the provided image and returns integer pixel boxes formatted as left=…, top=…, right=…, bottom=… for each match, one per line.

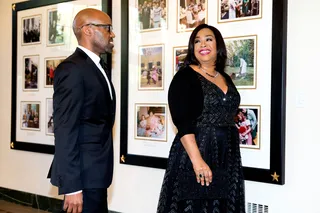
left=224, top=36, right=256, bottom=88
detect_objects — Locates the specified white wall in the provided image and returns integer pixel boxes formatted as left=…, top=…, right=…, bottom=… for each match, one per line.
left=1, top=0, right=320, bottom=212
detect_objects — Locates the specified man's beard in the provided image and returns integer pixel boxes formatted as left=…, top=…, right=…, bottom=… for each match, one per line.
left=104, top=42, right=114, bottom=54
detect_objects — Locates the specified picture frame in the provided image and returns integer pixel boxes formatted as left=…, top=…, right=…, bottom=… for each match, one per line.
left=22, top=14, right=41, bottom=46
left=138, top=0, right=168, bottom=33
left=44, top=56, right=66, bottom=87
left=120, top=0, right=287, bottom=185
left=224, top=35, right=257, bottom=89
left=11, top=0, right=112, bottom=154
left=45, top=98, right=54, bottom=136
left=218, top=0, right=262, bottom=23
left=23, top=55, right=40, bottom=91
left=177, top=0, right=208, bottom=32
left=236, top=105, right=261, bottom=149
left=20, top=101, right=41, bottom=131
left=47, top=9, right=65, bottom=46
left=173, top=46, right=187, bottom=75
left=138, top=44, right=165, bottom=90
left=135, top=104, right=167, bottom=142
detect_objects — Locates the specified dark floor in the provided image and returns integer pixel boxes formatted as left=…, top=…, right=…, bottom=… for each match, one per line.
left=0, top=200, right=48, bottom=213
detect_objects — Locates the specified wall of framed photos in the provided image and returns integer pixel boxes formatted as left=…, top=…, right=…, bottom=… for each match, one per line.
left=1, top=0, right=320, bottom=213
left=120, top=0, right=286, bottom=185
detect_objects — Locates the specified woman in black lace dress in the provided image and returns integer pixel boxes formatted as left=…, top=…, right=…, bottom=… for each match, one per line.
left=157, top=24, right=245, bottom=213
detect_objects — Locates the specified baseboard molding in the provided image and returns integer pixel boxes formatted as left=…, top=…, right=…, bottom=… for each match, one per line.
left=0, top=187, right=120, bottom=213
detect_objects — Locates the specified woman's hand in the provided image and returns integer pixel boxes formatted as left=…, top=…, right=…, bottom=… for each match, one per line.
left=192, top=159, right=212, bottom=186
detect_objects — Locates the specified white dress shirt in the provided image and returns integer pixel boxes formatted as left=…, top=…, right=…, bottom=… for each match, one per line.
left=65, top=46, right=113, bottom=196
left=78, top=45, right=113, bottom=100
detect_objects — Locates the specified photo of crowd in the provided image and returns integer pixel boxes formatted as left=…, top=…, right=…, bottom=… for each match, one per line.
left=224, top=36, right=256, bottom=88
left=136, top=105, right=166, bottom=141
left=220, top=0, right=261, bottom=22
left=21, top=102, right=40, bottom=130
left=235, top=106, right=259, bottom=148
left=22, top=15, right=41, bottom=45
left=174, top=46, right=187, bottom=74
left=46, top=99, right=54, bottom=135
left=137, top=0, right=167, bottom=31
left=48, top=9, right=64, bottom=45
left=139, top=45, right=164, bottom=90
left=178, top=0, right=206, bottom=32
left=45, top=57, right=65, bottom=87
left=24, top=55, right=39, bottom=90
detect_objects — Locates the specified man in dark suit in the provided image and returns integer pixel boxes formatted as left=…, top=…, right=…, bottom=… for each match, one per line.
left=48, top=8, right=116, bottom=213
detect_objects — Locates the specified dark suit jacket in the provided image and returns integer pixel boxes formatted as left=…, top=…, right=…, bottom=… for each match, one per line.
left=48, top=48, right=116, bottom=195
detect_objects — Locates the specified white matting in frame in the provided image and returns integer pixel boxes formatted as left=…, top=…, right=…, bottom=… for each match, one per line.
left=236, top=105, right=261, bottom=149
left=138, top=44, right=165, bottom=90
left=22, top=14, right=42, bottom=46
left=224, top=35, right=257, bottom=89
left=177, top=0, right=207, bottom=33
left=46, top=98, right=54, bottom=136
left=44, top=56, right=66, bottom=87
left=21, top=101, right=41, bottom=131
left=23, top=55, right=40, bottom=91
left=218, top=0, right=262, bottom=23
left=128, top=103, right=169, bottom=158
left=173, top=46, right=187, bottom=75
left=137, top=0, right=168, bottom=33
left=135, top=103, right=167, bottom=142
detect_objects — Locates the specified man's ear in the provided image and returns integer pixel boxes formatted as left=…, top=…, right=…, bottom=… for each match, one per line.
left=83, top=26, right=92, bottom=36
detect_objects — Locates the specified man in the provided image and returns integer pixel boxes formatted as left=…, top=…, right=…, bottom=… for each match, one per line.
left=47, top=8, right=116, bottom=213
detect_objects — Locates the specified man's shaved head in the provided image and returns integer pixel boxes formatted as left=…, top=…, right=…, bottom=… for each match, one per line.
left=72, top=8, right=115, bottom=55
left=72, top=8, right=111, bottom=40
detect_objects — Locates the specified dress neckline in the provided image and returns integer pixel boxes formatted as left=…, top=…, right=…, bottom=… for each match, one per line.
left=193, top=68, right=229, bottom=95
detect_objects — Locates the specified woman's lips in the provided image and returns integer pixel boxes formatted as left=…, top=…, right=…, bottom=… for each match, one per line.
left=199, top=49, right=211, bottom=55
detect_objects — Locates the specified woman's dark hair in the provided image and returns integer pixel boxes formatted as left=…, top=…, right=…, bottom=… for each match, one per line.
left=184, top=24, right=227, bottom=72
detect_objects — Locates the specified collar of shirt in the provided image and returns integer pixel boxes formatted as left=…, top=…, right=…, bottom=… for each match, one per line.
left=78, top=45, right=101, bottom=67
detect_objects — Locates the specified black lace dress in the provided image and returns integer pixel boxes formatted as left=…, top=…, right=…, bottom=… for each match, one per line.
left=157, top=67, right=245, bottom=213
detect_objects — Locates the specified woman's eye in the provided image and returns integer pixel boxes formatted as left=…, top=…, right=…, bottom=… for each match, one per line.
left=206, top=38, right=213, bottom=41
left=194, top=40, right=200, bottom=44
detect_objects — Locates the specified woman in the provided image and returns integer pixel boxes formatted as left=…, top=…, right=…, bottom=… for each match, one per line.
left=157, top=24, right=245, bottom=212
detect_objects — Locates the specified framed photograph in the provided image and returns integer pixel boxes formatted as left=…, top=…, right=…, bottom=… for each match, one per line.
left=173, top=46, right=187, bottom=75
left=121, top=0, right=287, bottom=185
left=137, top=0, right=168, bottom=32
left=21, top=102, right=40, bottom=131
left=224, top=35, right=257, bottom=89
left=23, top=55, right=39, bottom=91
left=47, top=9, right=64, bottom=46
left=138, top=44, right=164, bottom=90
left=135, top=104, right=167, bottom=141
left=22, top=15, right=41, bottom=45
left=236, top=105, right=260, bottom=149
left=218, top=0, right=262, bottom=23
left=46, top=98, right=54, bottom=135
left=44, top=57, right=66, bottom=87
left=11, top=0, right=111, bottom=154
left=177, top=0, right=207, bottom=32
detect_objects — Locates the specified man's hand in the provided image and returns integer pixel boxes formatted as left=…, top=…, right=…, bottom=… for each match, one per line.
left=63, top=192, right=83, bottom=213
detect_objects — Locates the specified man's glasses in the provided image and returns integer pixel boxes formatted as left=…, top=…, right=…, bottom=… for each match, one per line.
left=80, top=23, right=113, bottom=32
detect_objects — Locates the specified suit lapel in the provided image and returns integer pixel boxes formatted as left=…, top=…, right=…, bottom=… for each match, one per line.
left=85, top=57, right=112, bottom=102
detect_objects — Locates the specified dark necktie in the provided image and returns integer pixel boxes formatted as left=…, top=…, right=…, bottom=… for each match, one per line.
left=99, top=58, right=110, bottom=79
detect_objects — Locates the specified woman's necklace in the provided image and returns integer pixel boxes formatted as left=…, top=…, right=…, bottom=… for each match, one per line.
left=199, top=66, right=219, bottom=78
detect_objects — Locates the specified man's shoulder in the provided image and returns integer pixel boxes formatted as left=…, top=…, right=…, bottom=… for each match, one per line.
left=56, top=49, right=87, bottom=70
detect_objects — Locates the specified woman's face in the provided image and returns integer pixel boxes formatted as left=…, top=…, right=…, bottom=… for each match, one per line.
left=193, top=28, right=217, bottom=66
